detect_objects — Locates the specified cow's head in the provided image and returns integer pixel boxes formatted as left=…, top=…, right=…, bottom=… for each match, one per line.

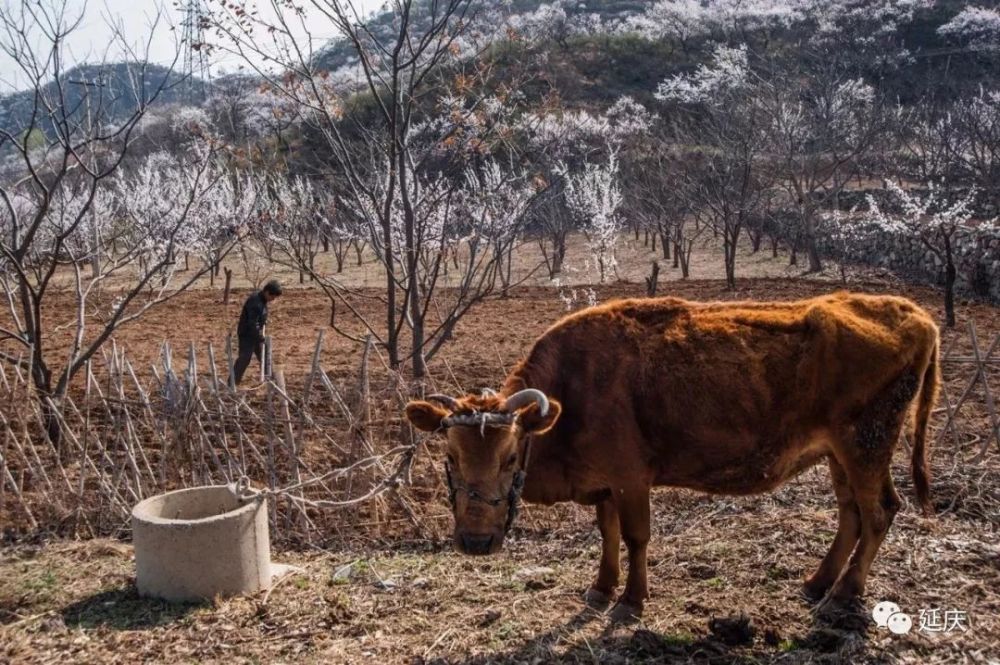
left=405, top=389, right=561, bottom=555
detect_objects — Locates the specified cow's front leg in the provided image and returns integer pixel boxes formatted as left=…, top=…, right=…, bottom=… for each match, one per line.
left=609, top=488, right=650, bottom=623
left=584, top=497, right=620, bottom=610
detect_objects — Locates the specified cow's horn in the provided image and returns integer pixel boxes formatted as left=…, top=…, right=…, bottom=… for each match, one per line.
left=427, top=394, right=461, bottom=412
left=480, top=388, right=498, bottom=398
left=504, top=389, right=549, bottom=417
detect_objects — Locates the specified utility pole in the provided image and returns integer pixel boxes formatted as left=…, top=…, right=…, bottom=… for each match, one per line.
left=181, top=0, right=210, bottom=104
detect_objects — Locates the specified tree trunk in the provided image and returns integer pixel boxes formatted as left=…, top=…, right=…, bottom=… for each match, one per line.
left=501, top=246, right=514, bottom=298
left=42, top=398, right=64, bottom=454
left=645, top=261, right=659, bottom=297
left=548, top=233, right=566, bottom=277
left=724, top=240, right=736, bottom=290
left=384, top=225, right=399, bottom=370
left=804, top=213, right=822, bottom=272
left=223, top=267, right=233, bottom=305
left=724, top=226, right=740, bottom=290
left=90, top=207, right=101, bottom=279
left=807, top=238, right=823, bottom=273
left=944, top=239, right=957, bottom=328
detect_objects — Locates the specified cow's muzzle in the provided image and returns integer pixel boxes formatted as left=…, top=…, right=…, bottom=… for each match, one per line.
left=457, top=533, right=496, bottom=555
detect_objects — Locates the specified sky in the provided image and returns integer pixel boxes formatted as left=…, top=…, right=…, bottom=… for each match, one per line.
left=0, top=0, right=385, bottom=92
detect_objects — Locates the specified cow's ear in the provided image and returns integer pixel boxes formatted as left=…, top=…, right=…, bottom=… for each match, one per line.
left=518, top=398, right=561, bottom=435
left=405, top=401, right=449, bottom=432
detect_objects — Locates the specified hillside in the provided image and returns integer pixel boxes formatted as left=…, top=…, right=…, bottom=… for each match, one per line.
left=0, top=62, right=200, bottom=139
left=311, top=0, right=652, bottom=72
left=2, top=1, right=997, bottom=139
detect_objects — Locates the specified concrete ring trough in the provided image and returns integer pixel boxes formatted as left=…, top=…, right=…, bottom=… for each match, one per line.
left=132, top=484, right=294, bottom=602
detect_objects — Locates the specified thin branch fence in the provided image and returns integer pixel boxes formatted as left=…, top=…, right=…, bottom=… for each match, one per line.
left=0, top=330, right=431, bottom=545
left=0, top=323, right=997, bottom=545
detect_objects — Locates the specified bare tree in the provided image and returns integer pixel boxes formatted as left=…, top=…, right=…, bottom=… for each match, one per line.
left=947, top=88, right=1000, bottom=197
left=657, top=45, right=772, bottom=289
left=528, top=176, right=574, bottom=279
left=207, top=0, right=540, bottom=377
left=624, top=141, right=701, bottom=275
left=0, top=1, right=250, bottom=442
left=759, top=54, right=888, bottom=272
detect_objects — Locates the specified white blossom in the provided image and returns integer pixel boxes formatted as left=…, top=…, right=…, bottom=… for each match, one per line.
left=558, top=151, right=623, bottom=283
left=852, top=181, right=980, bottom=241
left=170, top=106, right=212, bottom=135
left=939, top=6, right=1000, bottom=50
left=506, top=2, right=608, bottom=43
left=457, top=160, right=535, bottom=243
left=114, top=152, right=255, bottom=275
left=621, top=0, right=713, bottom=43
left=656, top=44, right=749, bottom=105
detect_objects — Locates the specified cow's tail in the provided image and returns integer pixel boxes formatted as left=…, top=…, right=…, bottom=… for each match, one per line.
left=911, top=336, right=939, bottom=517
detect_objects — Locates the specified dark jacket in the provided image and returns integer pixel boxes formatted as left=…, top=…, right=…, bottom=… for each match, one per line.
left=238, top=292, right=268, bottom=343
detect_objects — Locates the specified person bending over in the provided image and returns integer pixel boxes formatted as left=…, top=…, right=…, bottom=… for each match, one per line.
left=233, top=280, right=282, bottom=385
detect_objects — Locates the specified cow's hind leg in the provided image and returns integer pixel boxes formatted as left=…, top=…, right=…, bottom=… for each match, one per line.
left=827, top=370, right=915, bottom=604
left=609, top=489, right=651, bottom=623
left=829, top=474, right=901, bottom=602
left=584, top=497, right=620, bottom=610
left=803, top=457, right=860, bottom=602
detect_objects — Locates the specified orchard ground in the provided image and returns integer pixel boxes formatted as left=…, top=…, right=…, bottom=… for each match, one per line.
left=2, top=234, right=999, bottom=664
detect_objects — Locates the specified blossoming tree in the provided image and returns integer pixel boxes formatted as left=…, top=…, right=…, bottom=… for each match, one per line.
left=852, top=181, right=993, bottom=326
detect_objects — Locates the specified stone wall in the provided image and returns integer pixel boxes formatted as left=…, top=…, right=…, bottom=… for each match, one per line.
left=771, top=187, right=1000, bottom=303
left=819, top=224, right=1000, bottom=303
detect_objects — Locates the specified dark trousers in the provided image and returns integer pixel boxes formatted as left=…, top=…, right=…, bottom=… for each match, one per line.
left=233, top=337, right=263, bottom=385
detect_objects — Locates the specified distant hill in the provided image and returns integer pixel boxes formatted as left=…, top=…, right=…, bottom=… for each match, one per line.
left=312, top=0, right=652, bottom=72
left=311, top=0, right=998, bottom=110
left=0, top=62, right=202, bottom=139
left=3, top=0, right=995, bottom=140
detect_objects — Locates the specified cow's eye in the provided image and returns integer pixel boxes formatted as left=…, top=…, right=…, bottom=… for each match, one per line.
left=446, top=454, right=456, bottom=467
left=504, top=453, right=517, bottom=469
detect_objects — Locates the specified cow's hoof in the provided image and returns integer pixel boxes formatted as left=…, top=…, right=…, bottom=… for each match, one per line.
left=813, top=595, right=867, bottom=631
left=801, top=580, right=832, bottom=605
left=583, top=588, right=612, bottom=610
left=608, top=601, right=642, bottom=624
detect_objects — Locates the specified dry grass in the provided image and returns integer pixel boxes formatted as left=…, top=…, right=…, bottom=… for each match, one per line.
left=2, top=444, right=998, bottom=664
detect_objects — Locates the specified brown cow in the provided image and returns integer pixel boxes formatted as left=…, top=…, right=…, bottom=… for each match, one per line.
left=405, top=292, right=939, bottom=622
